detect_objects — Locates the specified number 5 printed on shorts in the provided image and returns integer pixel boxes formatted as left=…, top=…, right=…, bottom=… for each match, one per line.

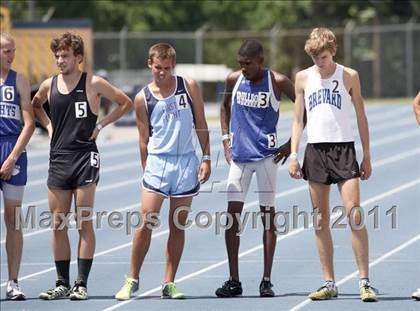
left=75, top=101, right=88, bottom=118
left=90, top=152, right=100, bottom=168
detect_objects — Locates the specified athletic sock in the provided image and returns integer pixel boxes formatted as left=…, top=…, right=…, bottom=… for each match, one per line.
left=325, top=280, right=336, bottom=288
left=130, top=278, right=139, bottom=284
left=55, top=260, right=70, bottom=287
left=76, top=258, right=93, bottom=286
left=359, top=277, right=370, bottom=288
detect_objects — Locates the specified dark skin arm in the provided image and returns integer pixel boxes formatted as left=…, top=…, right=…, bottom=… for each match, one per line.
left=272, top=71, right=307, bottom=165
left=220, top=71, right=241, bottom=164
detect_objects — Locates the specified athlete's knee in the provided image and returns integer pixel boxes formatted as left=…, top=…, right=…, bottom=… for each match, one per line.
left=4, top=207, right=22, bottom=231
left=346, top=205, right=364, bottom=229
left=260, top=205, right=275, bottom=219
left=225, top=221, right=240, bottom=235
left=4, top=217, right=21, bottom=232
left=77, top=220, right=94, bottom=234
left=314, top=211, right=330, bottom=230
left=78, top=226, right=96, bottom=242
left=52, top=212, right=70, bottom=231
left=140, top=211, right=160, bottom=231
left=266, top=221, right=277, bottom=233
left=169, top=217, right=187, bottom=232
left=75, top=206, right=94, bottom=229
left=4, top=210, right=15, bottom=227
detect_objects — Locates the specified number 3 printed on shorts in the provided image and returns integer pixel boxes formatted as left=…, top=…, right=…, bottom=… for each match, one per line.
left=90, top=152, right=100, bottom=168
left=75, top=101, right=87, bottom=118
left=267, top=133, right=277, bottom=149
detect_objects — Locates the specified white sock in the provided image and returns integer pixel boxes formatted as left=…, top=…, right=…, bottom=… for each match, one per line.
left=359, top=278, right=370, bottom=288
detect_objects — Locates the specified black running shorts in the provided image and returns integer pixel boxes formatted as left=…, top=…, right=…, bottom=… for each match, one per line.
left=302, top=142, right=360, bottom=185
left=47, top=150, right=100, bottom=190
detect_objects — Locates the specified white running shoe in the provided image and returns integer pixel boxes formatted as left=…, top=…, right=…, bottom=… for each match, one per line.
left=6, top=280, right=26, bottom=301
left=412, top=288, right=420, bottom=300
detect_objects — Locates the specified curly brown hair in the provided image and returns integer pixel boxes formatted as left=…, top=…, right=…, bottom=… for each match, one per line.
left=50, top=32, right=84, bottom=59
left=304, top=28, right=337, bottom=56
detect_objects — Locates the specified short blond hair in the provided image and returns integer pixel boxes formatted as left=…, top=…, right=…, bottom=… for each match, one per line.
left=304, top=27, right=337, bottom=56
left=0, top=31, right=15, bottom=44
left=148, top=43, right=176, bottom=63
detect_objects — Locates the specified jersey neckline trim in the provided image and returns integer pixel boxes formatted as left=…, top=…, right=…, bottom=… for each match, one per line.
left=313, top=63, right=339, bottom=81
left=54, top=72, right=85, bottom=96
left=147, top=76, right=178, bottom=101
left=0, top=69, right=15, bottom=87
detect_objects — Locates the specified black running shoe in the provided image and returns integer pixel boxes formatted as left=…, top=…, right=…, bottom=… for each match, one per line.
left=259, top=280, right=275, bottom=297
left=215, top=279, right=243, bottom=297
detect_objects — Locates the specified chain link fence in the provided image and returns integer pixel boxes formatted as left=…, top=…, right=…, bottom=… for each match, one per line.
left=94, top=22, right=419, bottom=99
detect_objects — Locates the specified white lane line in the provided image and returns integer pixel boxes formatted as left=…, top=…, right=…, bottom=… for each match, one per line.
left=288, top=233, right=420, bottom=311
left=101, top=177, right=420, bottom=311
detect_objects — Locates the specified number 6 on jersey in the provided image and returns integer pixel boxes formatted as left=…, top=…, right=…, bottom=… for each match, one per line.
left=2, top=86, right=15, bottom=101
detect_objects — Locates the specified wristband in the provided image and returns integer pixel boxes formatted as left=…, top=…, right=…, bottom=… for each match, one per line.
left=222, top=134, right=230, bottom=141
left=202, top=155, right=211, bottom=161
left=95, top=123, right=103, bottom=131
left=290, top=152, right=298, bottom=160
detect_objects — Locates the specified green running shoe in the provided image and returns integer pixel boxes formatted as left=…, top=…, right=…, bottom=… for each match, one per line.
left=161, top=282, right=185, bottom=299
left=308, top=283, right=338, bottom=300
left=115, top=277, right=139, bottom=301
